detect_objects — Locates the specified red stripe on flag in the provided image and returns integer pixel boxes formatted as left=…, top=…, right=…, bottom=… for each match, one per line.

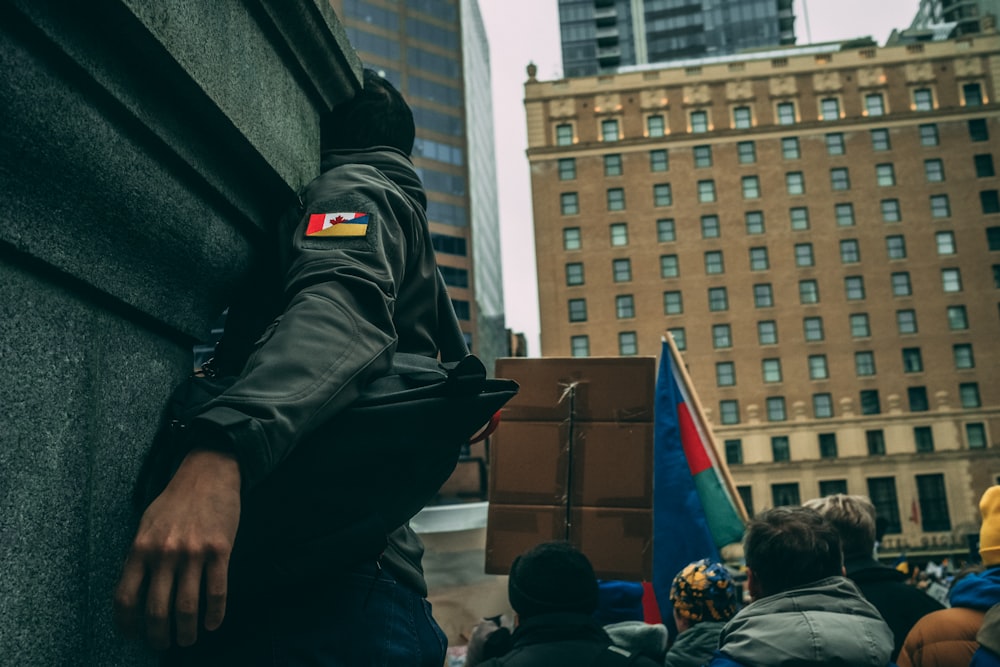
left=641, top=581, right=663, bottom=624
left=678, top=402, right=711, bottom=476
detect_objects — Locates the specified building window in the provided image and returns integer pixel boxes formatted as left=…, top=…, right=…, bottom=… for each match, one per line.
left=767, top=397, right=787, bottom=422
left=861, top=390, right=881, bottom=416
left=920, top=123, right=939, bottom=146
left=725, top=439, right=743, bottom=465
left=615, top=294, right=635, bottom=319
left=902, top=347, right=924, bottom=373
left=960, top=382, right=981, bottom=408
left=831, top=204, right=854, bottom=227
left=809, top=355, right=829, bottom=380
left=618, top=331, right=638, bottom=356
left=916, top=474, right=951, bottom=532
left=705, top=323, right=732, bottom=350
left=663, top=290, right=683, bottom=315
left=607, top=188, right=625, bottom=211
left=908, top=386, right=929, bottom=412
left=897, top=309, right=918, bottom=334
left=867, top=429, right=886, bottom=455
left=701, top=215, right=720, bottom=239
left=820, top=480, right=848, bottom=497
left=668, top=327, right=686, bottom=351
left=786, top=171, right=805, bottom=195
left=970, top=118, right=989, bottom=142
left=850, top=313, right=871, bottom=338
left=719, top=400, right=740, bottom=425
left=790, top=243, right=812, bottom=267
left=604, top=154, right=623, bottom=177
left=840, top=239, right=860, bottom=264
left=555, top=123, right=574, bottom=146
left=705, top=250, right=725, bottom=275
left=967, top=423, right=988, bottom=449
left=738, top=141, right=757, bottom=164
left=963, top=82, right=984, bottom=106
left=742, top=176, right=761, bottom=199
left=913, top=88, right=933, bottom=111
left=560, top=192, right=579, bottom=215
left=612, top=258, right=631, bottom=282
left=570, top=335, right=589, bottom=357
left=716, top=361, right=736, bottom=387
left=745, top=211, right=765, bottom=235
left=601, top=118, right=620, bottom=142
left=947, top=305, right=969, bottom=330
left=650, top=149, right=669, bottom=172
left=657, top=218, right=675, bottom=242
left=653, top=184, right=672, bottom=207
left=876, top=163, right=896, bottom=186
left=568, top=298, right=587, bottom=322
left=930, top=194, right=951, bottom=218
left=777, top=101, right=797, bottom=125
left=891, top=272, right=912, bottom=297
left=924, top=159, right=945, bottom=183
left=660, top=254, right=679, bottom=278
left=819, top=433, right=838, bottom=458
left=855, top=351, right=876, bottom=377
left=814, top=393, right=834, bottom=418
left=820, top=97, right=841, bottom=120
left=749, top=247, right=769, bottom=271
left=845, top=276, right=865, bottom=300
left=609, top=222, right=628, bottom=247
left=941, top=268, right=962, bottom=293
left=693, top=145, right=713, bottom=168
left=782, top=137, right=801, bottom=159
left=865, top=93, right=886, bottom=116
left=733, top=106, right=752, bottom=129
left=697, top=179, right=717, bottom=203
left=799, top=280, right=819, bottom=304
left=565, top=262, right=584, bottom=286
left=762, top=358, right=782, bottom=383
left=936, top=231, right=956, bottom=255
left=738, top=487, right=755, bottom=516
left=647, top=114, right=665, bottom=137
left=886, top=235, right=907, bottom=260
left=753, top=283, right=773, bottom=308
left=771, top=436, right=790, bottom=461
left=772, top=482, right=800, bottom=507
left=871, top=128, right=891, bottom=151
left=708, top=287, right=729, bottom=312
left=976, top=154, right=996, bottom=178
left=954, top=343, right=975, bottom=369
left=563, top=227, right=581, bottom=250
left=868, top=477, right=901, bottom=535
left=803, top=317, right=824, bottom=342
left=982, top=190, right=1000, bottom=214
left=881, top=199, right=901, bottom=223
left=914, top=426, right=934, bottom=453
left=558, top=158, right=576, bottom=180
left=758, top=320, right=778, bottom=345
left=690, top=110, right=709, bottom=133
left=790, top=207, right=809, bottom=230
left=831, top=168, right=851, bottom=191
left=826, top=132, right=845, bottom=155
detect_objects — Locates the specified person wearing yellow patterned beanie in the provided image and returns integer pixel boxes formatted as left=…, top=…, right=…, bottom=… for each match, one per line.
left=665, top=559, right=740, bottom=667
left=898, top=486, right=1000, bottom=667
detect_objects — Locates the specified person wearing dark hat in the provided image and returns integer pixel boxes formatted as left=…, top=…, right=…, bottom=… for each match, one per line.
left=665, top=559, right=740, bottom=667
left=469, top=541, right=660, bottom=666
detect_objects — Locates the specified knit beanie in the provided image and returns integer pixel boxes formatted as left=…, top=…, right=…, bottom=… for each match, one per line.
left=980, top=486, right=1000, bottom=566
left=669, top=559, right=739, bottom=623
left=507, top=541, right=599, bottom=619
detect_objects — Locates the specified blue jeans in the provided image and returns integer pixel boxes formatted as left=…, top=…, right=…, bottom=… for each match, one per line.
left=166, top=562, right=447, bottom=666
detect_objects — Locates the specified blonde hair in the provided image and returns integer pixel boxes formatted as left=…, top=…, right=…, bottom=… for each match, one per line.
left=803, top=494, right=876, bottom=561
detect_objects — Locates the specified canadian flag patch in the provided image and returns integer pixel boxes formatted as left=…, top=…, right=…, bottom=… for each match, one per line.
left=305, top=212, right=370, bottom=237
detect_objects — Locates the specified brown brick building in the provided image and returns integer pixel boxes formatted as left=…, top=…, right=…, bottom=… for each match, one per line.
left=526, top=34, right=1000, bottom=559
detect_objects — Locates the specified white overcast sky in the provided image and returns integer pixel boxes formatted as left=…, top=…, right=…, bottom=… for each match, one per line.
left=479, top=0, right=922, bottom=356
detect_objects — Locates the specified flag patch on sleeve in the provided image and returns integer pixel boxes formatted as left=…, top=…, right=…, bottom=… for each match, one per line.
left=305, top=212, right=370, bottom=237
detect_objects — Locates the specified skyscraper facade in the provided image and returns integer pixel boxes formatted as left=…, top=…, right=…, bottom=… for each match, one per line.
left=560, top=0, right=796, bottom=78
left=527, top=33, right=1000, bottom=559
left=912, top=0, right=1000, bottom=36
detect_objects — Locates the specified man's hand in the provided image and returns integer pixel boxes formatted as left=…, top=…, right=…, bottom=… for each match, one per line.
left=114, top=449, right=242, bottom=650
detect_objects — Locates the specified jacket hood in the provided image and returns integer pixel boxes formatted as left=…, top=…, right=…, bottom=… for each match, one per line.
left=717, top=576, right=893, bottom=667
left=950, top=566, right=1000, bottom=610
left=320, top=147, right=426, bottom=210
left=846, top=557, right=908, bottom=584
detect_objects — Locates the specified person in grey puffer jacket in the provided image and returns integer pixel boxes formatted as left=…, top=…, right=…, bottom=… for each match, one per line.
left=709, top=507, right=894, bottom=667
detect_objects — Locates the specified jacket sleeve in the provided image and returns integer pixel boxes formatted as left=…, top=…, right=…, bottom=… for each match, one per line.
left=187, top=164, right=420, bottom=490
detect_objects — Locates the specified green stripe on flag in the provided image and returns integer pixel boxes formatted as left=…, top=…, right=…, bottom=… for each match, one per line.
left=693, top=468, right=745, bottom=547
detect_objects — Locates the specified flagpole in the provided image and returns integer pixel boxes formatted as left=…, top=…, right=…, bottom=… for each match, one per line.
left=663, top=333, right=750, bottom=523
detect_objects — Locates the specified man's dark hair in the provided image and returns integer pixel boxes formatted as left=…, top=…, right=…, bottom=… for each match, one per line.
left=507, top=541, right=599, bottom=619
left=744, top=506, right=843, bottom=598
left=321, top=68, right=415, bottom=155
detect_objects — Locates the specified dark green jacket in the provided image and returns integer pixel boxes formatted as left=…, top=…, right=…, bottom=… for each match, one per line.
left=664, top=621, right=726, bottom=667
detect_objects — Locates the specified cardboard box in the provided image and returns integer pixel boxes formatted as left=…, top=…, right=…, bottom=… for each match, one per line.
left=494, top=357, right=656, bottom=422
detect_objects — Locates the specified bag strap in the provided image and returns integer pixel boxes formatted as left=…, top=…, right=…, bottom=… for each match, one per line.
left=435, top=267, right=471, bottom=363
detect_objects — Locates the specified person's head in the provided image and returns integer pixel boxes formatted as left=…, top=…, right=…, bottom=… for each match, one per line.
left=669, top=559, right=739, bottom=632
left=979, top=485, right=1000, bottom=567
left=320, top=68, right=415, bottom=155
left=743, top=506, right=843, bottom=600
left=803, top=494, right=877, bottom=562
left=507, top=541, right=599, bottom=621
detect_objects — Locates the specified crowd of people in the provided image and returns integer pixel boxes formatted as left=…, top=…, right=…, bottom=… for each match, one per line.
left=459, top=486, right=1000, bottom=667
